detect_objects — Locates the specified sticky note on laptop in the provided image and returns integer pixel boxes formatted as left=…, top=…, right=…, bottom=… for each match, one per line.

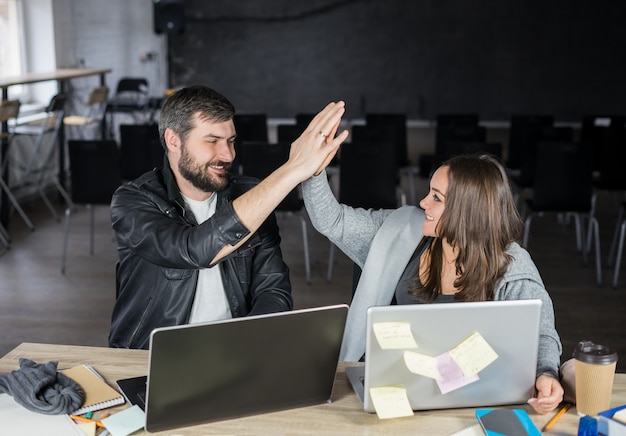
left=449, top=331, right=498, bottom=376
left=369, top=386, right=414, bottom=419
left=404, top=350, right=441, bottom=380
left=372, top=322, right=418, bottom=349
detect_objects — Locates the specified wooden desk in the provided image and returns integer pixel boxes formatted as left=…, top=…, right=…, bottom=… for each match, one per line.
left=1, top=343, right=625, bottom=435
left=0, top=68, right=111, bottom=226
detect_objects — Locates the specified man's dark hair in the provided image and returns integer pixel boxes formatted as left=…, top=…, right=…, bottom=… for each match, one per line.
left=158, top=85, right=235, bottom=150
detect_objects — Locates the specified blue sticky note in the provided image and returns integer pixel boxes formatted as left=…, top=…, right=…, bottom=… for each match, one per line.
left=100, top=405, right=145, bottom=436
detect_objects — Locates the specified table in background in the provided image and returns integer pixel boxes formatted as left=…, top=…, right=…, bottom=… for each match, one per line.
left=0, top=68, right=111, bottom=226
left=3, top=343, right=624, bottom=434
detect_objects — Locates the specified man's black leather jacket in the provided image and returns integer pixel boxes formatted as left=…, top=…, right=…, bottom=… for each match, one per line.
left=108, top=159, right=293, bottom=349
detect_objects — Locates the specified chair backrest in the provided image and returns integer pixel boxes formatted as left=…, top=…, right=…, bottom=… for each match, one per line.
left=82, top=86, right=109, bottom=121
left=46, top=93, right=67, bottom=113
left=518, top=125, right=573, bottom=188
left=436, top=113, right=479, bottom=128
left=434, top=113, right=480, bottom=153
left=0, top=99, right=20, bottom=123
left=43, top=93, right=67, bottom=131
left=594, top=126, right=626, bottom=191
left=339, top=137, right=399, bottom=209
left=532, top=141, right=593, bottom=212
left=276, top=124, right=302, bottom=144
left=68, top=140, right=122, bottom=204
left=351, top=123, right=405, bottom=171
left=119, top=124, right=163, bottom=180
left=365, top=113, right=409, bottom=167
left=238, top=141, right=301, bottom=211
left=233, top=114, right=268, bottom=172
left=109, top=78, right=149, bottom=108
left=87, top=86, right=109, bottom=105
left=444, top=141, right=503, bottom=161
left=507, top=115, right=554, bottom=170
left=581, top=115, right=626, bottom=171
left=234, top=114, right=268, bottom=142
left=115, top=77, right=149, bottom=95
left=295, top=113, right=315, bottom=126
left=436, top=125, right=487, bottom=158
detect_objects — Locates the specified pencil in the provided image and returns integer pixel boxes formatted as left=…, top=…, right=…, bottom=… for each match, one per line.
left=542, top=402, right=572, bottom=432
left=69, top=414, right=107, bottom=428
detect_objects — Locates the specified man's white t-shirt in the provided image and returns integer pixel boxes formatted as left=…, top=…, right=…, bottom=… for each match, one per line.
left=182, top=193, right=232, bottom=324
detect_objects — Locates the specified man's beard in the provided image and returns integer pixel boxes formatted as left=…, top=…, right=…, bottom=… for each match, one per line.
left=178, top=143, right=231, bottom=193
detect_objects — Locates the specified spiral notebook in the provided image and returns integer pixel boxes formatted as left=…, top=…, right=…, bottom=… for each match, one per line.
left=63, top=364, right=125, bottom=414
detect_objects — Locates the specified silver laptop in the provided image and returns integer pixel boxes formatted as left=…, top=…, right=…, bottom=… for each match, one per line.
left=346, top=299, right=541, bottom=413
left=117, top=304, right=348, bottom=432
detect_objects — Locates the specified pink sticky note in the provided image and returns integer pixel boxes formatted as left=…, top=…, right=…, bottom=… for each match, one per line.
left=435, top=351, right=479, bottom=394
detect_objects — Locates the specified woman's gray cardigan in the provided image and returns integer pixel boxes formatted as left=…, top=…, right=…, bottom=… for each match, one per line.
left=302, top=171, right=562, bottom=379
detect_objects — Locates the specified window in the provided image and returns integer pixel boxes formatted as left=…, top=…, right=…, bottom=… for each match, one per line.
left=0, top=0, right=24, bottom=96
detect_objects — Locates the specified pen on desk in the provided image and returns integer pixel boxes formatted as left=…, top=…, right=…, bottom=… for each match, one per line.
left=69, top=414, right=106, bottom=428
left=541, top=402, right=572, bottom=432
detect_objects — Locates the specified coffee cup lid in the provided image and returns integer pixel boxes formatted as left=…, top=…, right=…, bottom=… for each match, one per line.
left=573, top=340, right=618, bottom=364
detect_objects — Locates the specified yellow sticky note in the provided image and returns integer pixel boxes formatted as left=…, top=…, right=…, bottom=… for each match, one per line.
left=369, top=386, right=414, bottom=419
left=448, top=331, right=498, bottom=376
left=372, top=322, right=418, bottom=350
left=403, top=350, right=442, bottom=380
left=76, top=421, right=96, bottom=436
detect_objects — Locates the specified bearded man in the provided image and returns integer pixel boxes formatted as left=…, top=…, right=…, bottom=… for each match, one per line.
left=109, top=86, right=347, bottom=348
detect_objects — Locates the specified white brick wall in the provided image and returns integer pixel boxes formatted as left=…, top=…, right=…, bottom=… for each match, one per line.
left=54, top=0, right=168, bottom=101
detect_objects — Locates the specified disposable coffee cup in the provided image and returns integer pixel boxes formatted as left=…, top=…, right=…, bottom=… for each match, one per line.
left=573, top=340, right=618, bottom=416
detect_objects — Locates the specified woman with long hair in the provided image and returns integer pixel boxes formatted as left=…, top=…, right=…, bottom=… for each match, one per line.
left=302, top=153, right=564, bottom=414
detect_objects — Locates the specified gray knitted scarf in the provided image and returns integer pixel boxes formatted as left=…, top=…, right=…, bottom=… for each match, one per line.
left=0, top=358, right=85, bottom=414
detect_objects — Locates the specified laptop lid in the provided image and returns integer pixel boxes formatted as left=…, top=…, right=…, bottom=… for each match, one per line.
left=143, top=304, right=348, bottom=432
left=350, top=299, right=541, bottom=413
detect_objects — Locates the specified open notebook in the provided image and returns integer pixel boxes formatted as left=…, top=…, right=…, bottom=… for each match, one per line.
left=118, top=304, right=348, bottom=432
left=347, top=300, right=542, bottom=414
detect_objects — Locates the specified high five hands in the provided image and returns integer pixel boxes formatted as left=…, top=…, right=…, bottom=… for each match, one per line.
left=288, top=101, right=349, bottom=179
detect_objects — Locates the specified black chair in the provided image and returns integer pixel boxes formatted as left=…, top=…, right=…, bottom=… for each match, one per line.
left=515, top=126, right=574, bottom=195
left=295, top=113, right=315, bottom=126
left=239, top=141, right=312, bottom=283
left=233, top=114, right=268, bottom=174
left=436, top=113, right=479, bottom=128
left=106, top=77, right=150, bottom=135
left=276, top=124, right=303, bottom=144
left=580, top=115, right=626, bottom=171
left=61, top=140, right=123, bottom=274
left=326, top=136, right=403, bottom=282
left=365, top=113, right=409, bottom=167
left=419, top=113, right=480, bottom=179
left=119, top=123, right=163, bottom=180
left=349, top=125, right=407, bottom=204
left=590, top=126, right=626, bottom=287
left=507, top=115, right=554, bottom=171
left=435, top=114, right=481, bottom=156
left=436, top=125, right=487, bottom=160
left=522, top=141, right=601, bottom=285
left=609, top=202, right=626, bottom=288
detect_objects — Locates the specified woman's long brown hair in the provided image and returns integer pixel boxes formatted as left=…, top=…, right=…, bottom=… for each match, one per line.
left=409, top=154, right=523, bottom=302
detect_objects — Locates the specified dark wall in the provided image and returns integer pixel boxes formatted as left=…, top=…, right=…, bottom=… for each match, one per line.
left=167, top=0, right=626, bottom=121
